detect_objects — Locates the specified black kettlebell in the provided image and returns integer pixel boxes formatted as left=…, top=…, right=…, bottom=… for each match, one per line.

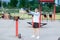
left=18, top=34, right=21, bottom=39
left=58, top=37, right=60, bottom=40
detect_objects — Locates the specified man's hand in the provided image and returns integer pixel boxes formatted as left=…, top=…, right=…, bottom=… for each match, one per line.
left=26, top=9, right=30, bottom=13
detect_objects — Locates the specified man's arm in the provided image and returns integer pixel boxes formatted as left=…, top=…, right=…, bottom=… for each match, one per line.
left=29, top=11, right=35, bottom=15
left=26, top=10, right=34, bottom=15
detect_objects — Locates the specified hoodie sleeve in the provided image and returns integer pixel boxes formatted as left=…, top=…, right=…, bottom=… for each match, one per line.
left=28, top=11, right=35, bottom=15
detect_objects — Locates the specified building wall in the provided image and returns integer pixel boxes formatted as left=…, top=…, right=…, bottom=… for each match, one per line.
left=58, top=0, right=60, bottom=5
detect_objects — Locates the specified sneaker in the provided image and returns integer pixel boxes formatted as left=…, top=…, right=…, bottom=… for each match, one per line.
left=31, top=35, right=35, bottom=38
left=36, top=36, right=40, bottom=39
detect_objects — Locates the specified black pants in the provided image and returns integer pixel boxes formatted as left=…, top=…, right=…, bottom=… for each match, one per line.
left=49, top=14, right=52, bottom=18
left=33, top=23, right=39, bottom=28
left=44, top=15, right=47, bottom=18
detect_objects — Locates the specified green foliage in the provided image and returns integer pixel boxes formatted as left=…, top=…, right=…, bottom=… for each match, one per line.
left=42, top=6, right=49, bottom=12
left=18, top=0, right=39, bottom=9
left=56, top=5, right=60, bottom=13
left=0, top=1, right=7, bottom=8
left=0, top=1, right=1, bottom=7
left=3, top=2, right=7, bottom=8
left=44, top=3, right=53, bottom=8
left=9, top=0, right=18, bottom=8
left=19, top=0, right=26, bottom=8
left=42, top=2, right=54, bottom=14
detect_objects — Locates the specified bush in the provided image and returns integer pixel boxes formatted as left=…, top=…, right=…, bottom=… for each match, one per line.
left=56, top=6, right=60, bottom=13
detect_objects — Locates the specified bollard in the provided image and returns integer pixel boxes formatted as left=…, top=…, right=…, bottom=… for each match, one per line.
left=14, top=16, right=19, bottom=37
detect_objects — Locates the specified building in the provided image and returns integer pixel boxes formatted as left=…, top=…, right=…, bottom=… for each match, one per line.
left=55, top=0, right=60, bottom=5
left=58, top=0, right=60, bottom=5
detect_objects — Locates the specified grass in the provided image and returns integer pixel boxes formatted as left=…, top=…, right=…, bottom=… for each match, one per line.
left=55, top=14, right=60, bottom=20
left=10, top=13, right=32, bottom=19
left=10, top=13, right=60, bottom=20
left=0, top=11, right=60, bottom=20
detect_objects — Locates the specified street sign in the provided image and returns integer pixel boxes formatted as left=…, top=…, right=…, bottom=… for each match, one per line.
left=39, top=0, right=54, bottom=2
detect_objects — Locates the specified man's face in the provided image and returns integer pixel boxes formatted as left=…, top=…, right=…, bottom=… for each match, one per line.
left=35, top=8, right=39, bottom=12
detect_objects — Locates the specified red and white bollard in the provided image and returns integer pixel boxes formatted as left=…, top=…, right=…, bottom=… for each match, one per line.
left=14, top=16, right=21, bottom=38
left=16, top=20, right=18, bottom=36
left=14, top=16, right=19, bottom=37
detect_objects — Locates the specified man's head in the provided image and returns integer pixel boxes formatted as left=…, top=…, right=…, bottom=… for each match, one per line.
left=35, top=8, right=39, bottom=13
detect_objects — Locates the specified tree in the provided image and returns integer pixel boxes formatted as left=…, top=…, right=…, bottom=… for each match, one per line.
left=44, top=2, right=54, bottom=9
left=3, top=2, right=7, bottom=8
left=0, top=0, right=1, bottom=7
left=28, top=0, right=39, bottom=10
left=18, top=0, right=39, bottom=9
left=19, top=0, right=26, bottom=8
left=42, top=5, right=50, bottom=12
left=56, top=5, right=60, bottom=13
left=9, top=0, right=18, bottom=8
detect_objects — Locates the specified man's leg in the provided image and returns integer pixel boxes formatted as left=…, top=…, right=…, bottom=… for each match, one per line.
left=32, top=23, right=40, bottom=39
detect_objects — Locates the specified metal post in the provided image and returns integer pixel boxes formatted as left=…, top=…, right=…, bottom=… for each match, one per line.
left=54, top=3, right=56, bottom=20
left=16, top=20, right=18, bottom=36
left=39, top=2, right=42, bottom=28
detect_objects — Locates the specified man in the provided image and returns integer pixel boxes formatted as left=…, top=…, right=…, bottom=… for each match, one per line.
left=26, top=8, right=40, bottom=39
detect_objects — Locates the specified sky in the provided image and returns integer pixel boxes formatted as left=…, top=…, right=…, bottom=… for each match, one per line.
left=55, top=0, right=58, bottom=4
left=2, top=0, right=10, bottom=2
